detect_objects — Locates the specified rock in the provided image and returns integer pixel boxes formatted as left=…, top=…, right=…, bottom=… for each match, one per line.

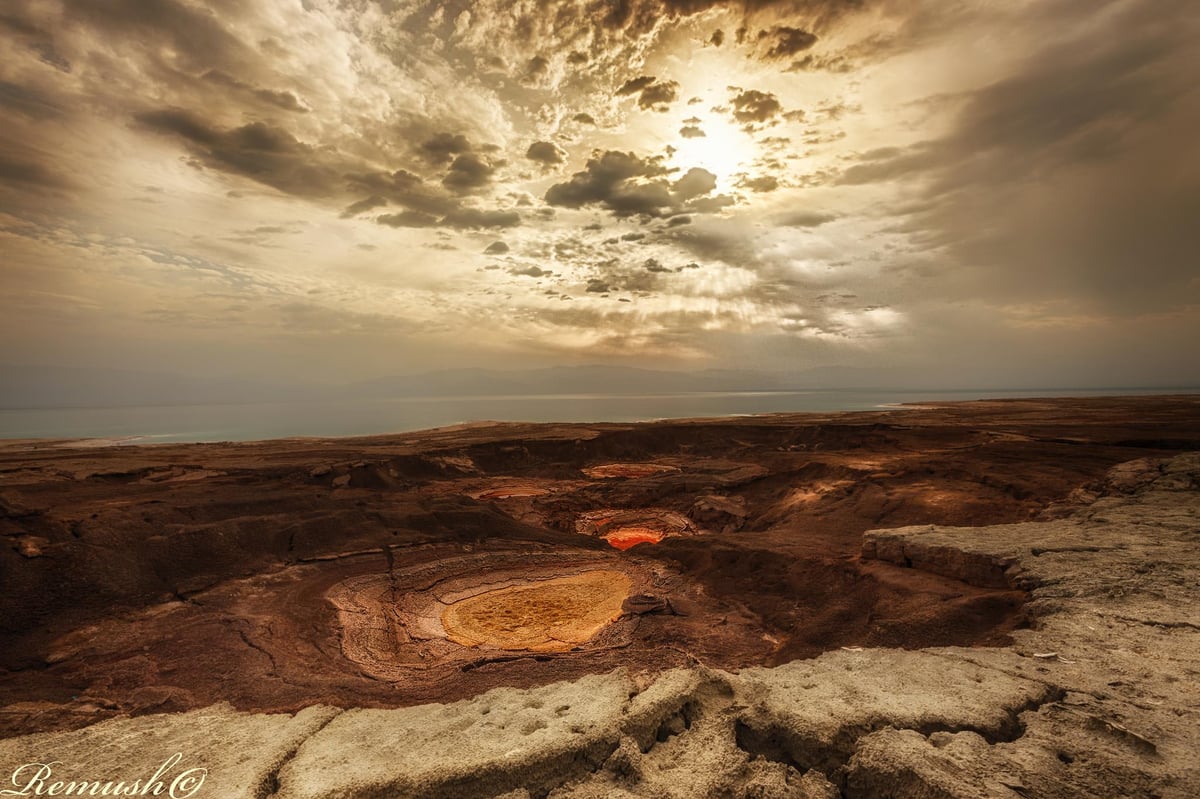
left=0, top=704, right=339, bottom=799
left=690, top=494, right=748, bottom=532
left=13, top=536, right=49, bottom=558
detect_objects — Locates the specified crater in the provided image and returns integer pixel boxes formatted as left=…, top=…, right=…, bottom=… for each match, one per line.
left=576, top=508, right=698, bottom=550
left=441, top=570, right=633, bottom=651
left=327, top=552, right=658, bottom=680
left=582, top=462, right=681, bottom=479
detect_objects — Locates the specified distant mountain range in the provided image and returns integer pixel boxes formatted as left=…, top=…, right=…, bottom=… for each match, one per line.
left=0, top=363, right=927, bottom=409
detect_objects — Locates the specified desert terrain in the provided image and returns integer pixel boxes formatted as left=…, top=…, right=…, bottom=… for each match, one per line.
left=1, top=395, right=1198, bottom=797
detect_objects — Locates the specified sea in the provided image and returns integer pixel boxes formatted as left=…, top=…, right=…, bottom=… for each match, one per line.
left=0, top=387, right=1192, bottom=444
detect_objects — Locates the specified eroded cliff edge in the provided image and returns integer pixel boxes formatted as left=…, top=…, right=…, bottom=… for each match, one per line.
left=1, top=451, right=1196, bottom=798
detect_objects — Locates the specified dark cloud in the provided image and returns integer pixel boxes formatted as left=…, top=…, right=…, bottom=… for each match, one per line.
left=526, top=141, right=566, bottom=166
left=544, top=150, right=671, bottom=215
left=636, top=80, right=679, bottom=111
left=729, top=89, right=782, bottom=125
left=0, top=80, right=65, bottom=120
left=377, top=210, right=440, bottom=228
left=777, top=210, right=837, bottom=227
left=605, top=182, right=674, bottom=216
left=484, top=240, right=510, bottom=254
left=787, top=53, right=853, bottom=73
left=524, top=55, right=550, bottom=82
left=851, top=0, right=1200, bottom=311
left=136, top=110, right=341, bottom=198
left=420, top=132, right=472, bottom=165
left=340, top=195, right=388, bottom=217
left=345, top=169, right=461, bottom=220
left=442, top=153, right=495, bottom=193
left=616, top=76, right=656, bottom=96
left=200, top=70, right=308, bottom=113
left=616, top=75, right=679, bottom=111
left=442, top=207, right=521, bottom=229
left=708, top=29, right=725, bottom=47
left=572, top=112, right=597, bottom=125
left=737, top=175, right=779, bottom=192
left=758, top=26, right=818, bottom=59
left=0, top=13, right=70, bottom=70
left=544, top=153, right=723, bottom=219
left=672, top=167, right=717, bottom=201
left=686, top=194, right=737, bottom=213
left=680, top=125, right=706, bottom=138
left=510, top=264, right=549, bottom=277
left=60, top=0, right=250, bottom=73
left=0, top=154, right=72, bottom=189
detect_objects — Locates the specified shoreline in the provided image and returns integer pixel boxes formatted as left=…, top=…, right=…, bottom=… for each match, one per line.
left=2, top=391, right=1197, bottom=450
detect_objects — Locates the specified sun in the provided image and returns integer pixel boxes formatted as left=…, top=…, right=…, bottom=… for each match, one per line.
left=668, top=112, right=759, bottom=189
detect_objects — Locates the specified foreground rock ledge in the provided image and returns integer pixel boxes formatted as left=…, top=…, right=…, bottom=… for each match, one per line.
left=1, top=454, right=1196, bottom=799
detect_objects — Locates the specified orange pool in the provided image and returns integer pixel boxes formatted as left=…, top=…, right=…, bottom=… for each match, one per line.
left=603, top=527, right=665, bottom=550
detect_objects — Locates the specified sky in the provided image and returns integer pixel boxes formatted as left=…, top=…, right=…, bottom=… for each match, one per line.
left=2, top=0, right=1198, bottom=388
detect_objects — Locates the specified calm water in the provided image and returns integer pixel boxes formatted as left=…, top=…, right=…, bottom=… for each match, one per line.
left=0, top=388, right=1191, bottom=443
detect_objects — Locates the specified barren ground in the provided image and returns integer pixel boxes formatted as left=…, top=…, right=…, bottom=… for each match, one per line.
left=1, top=396, right=1198, bottom=796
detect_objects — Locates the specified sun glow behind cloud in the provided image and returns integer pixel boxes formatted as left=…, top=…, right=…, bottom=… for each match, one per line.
left=0, top=0, right=1196, bottom=384
left=668, top=112, right=758, bottom=188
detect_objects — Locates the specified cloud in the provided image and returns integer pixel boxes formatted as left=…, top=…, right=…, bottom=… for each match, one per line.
left=737, top=175, right=780, bottom=192
left=616, top=76, right=656, bottom=96
left=442, top=207, right=521, bottom=229
left=729, top=89, right=782, bottom=125
left=0, top=151, right=72, bottom=189
left=442, top=153, right=496, bottom=193
left=59, top=0, right=251, bottom=73
left=420, top=133, right=472, bottom=165
left=136, top=110, right=341, bottom=198
left=776, top=210, right=836, bottom=227
left=544, top=153, right=724, bottom=219
left=849, top=0, right=1200, bottom=312
left=200, top=70, right=308, bottom=113
left=377, top=210, right=440, bottom=228
left=616, top=75, right=680, bottom=111
left=672, top=167, right=717, bottom=201
left=544, top=150, right=671, bottom=214
left=636, top=80, right=679, bottom=111
left=758, top=26, right=818, bottom=59
left=340, top=195, right=388, bottom=218
left=526, top=140, right=566, bottom=166
left=510, top=264, right=549, bottom=277
left=787, top=53, right=853, bottom=73
left=2, top=0, right=1195, bottom=383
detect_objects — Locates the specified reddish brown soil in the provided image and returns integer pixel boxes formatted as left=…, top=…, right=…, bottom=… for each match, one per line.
left=1, top=395, right=1198, bottom=738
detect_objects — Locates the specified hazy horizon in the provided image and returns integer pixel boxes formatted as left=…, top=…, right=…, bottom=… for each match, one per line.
left=3, top=0, right=1199, bottom=402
